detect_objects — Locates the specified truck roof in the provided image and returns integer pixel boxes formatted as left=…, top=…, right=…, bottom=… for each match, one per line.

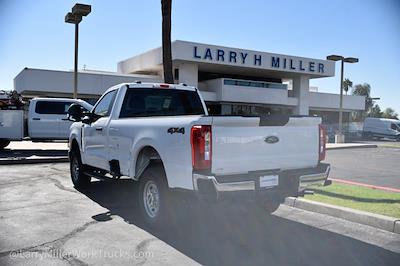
left=104, top=82, right=197, bottom=94
left=30, top=98, right=93, bottom=110
left=365, top=117, right=400, bottom=123
left=31, top=97, right=88, bottom=102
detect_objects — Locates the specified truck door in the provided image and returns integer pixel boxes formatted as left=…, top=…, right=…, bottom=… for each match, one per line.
left=29, top=100, right=71, bottom=139
left=83, top=90, right=117, bottom=170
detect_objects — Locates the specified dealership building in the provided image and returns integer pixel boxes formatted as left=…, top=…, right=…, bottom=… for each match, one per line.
left=14, top=40, right=365, bottom=126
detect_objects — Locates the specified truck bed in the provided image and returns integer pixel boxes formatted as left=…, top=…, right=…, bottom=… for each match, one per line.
left=0, top=110, right=24, bottom=140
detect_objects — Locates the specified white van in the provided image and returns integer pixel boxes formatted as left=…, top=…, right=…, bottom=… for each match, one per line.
left=363, top=117, right=400, bottom=140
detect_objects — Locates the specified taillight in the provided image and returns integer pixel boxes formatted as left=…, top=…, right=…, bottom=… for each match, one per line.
left=319, top=124, right=326, bottom=161
left=191, top=125, right=212, bottom=171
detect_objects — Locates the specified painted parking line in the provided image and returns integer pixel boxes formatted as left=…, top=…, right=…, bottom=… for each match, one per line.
left=329, top=177, right=400, bottom=193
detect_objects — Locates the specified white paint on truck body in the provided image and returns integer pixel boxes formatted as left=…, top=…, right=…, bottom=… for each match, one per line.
left=0, top=110, right=24, bottom=139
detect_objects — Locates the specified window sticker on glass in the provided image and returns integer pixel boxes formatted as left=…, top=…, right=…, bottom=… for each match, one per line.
left=163, top=97, right=172, bottom=109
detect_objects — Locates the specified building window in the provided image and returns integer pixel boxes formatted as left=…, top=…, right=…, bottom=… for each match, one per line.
left=206, top=102, right=292, bottom=116
left=223, top=79, right=287, bottom=89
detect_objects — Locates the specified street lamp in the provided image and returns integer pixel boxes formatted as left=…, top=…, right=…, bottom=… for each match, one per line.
left=65, top=3, right=91, bottom=99
left=326, top=54, right=359, bottom=143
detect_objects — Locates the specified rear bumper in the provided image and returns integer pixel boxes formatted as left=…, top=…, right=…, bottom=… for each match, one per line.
left=298, top=164, right=330, bottom=191
left=192, top=163, right=330, bottom=199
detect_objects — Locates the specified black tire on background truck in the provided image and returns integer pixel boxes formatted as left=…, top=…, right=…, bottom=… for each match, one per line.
left=69, top=149, right=91, bottom=189
left=0, top=139, right=11, bottom=150
left=138, top=163, right=173, bottom=226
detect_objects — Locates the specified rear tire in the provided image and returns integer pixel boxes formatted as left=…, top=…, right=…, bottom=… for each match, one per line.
left=70, top=149, right=91, bottom=189
left=257, top=199, right=281, bottom=214
left=0, top=139, right=10, bottom=150
left=138, top=163, right=172, bottom=227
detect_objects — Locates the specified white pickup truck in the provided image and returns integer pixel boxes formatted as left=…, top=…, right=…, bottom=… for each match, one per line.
left=0, top=98, right=92, bottom=149
left=68, top=82, right=330, bottom=225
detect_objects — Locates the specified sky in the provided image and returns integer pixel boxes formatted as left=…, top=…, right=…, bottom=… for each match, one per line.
left=1, top=0, right=399, bottom=112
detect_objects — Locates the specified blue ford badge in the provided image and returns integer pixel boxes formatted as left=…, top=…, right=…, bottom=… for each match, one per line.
left=264, top=136, right=279, bottom=144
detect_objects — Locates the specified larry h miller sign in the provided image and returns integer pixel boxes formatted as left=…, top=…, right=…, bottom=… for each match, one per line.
left=185, top=44, right=335, bottom=76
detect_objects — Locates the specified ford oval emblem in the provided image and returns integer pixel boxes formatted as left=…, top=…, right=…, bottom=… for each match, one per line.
left=264, top=136, right=279, bottom=144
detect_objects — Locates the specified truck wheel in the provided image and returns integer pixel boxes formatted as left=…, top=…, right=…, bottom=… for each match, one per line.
left=257, top=199, right=281, bottom=214
left=70, top=150, right=91, bottom=189
left=138, top=163, right=172, bottom=226
left=0, top=139, right=10, bottom=150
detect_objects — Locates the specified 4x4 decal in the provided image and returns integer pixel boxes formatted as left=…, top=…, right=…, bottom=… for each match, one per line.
left=167, top=127, right=185, bottom=134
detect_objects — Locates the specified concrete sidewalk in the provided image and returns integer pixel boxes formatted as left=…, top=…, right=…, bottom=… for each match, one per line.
left=6, top=141, right=68, bottom=150
left=284, top=197, right=400, bottom=234
left=326, top=143, right=377, bottom=150
left=0, top=141, right=69, bottom=165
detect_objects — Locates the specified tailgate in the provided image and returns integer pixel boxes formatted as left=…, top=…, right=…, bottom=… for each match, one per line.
left=211, top=116, right=321, bottom=175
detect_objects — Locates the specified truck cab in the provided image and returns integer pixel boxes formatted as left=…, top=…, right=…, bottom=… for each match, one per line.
left=28, top=98, right=92, bottom=140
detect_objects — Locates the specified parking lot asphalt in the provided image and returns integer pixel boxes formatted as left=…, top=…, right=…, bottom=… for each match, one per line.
left=1, top=163, right=399, bottom=266
left=326, top=146, right=400, bottom=189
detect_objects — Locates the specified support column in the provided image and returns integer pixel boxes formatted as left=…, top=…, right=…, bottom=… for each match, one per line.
left=292, top=76, right=310, bottom=115
left=178, top=63, right=198, bottom=87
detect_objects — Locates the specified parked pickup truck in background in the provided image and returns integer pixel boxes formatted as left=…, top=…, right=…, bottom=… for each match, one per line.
left=67, top=82, right=330, bottom=225
left=0, top=98, right=92, bottom=149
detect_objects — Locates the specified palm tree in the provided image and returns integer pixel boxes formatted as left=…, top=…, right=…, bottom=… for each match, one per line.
left=161, top=0, right=174, bottom=84
left=352, top=83, right=373, bottom=112
left=342, top=78, right=353, bottom=95
left=382, top=107, right=399, bottom=119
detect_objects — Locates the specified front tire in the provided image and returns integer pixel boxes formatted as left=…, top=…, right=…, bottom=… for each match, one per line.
left=138, top=164, right=172, bottom=226
left=70, top=150, right=91, bottom=189
left=0, top=139, right=10, bottom=150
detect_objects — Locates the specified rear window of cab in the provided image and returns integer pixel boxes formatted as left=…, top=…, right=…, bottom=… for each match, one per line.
left=119, top=88, right=205, bottom=118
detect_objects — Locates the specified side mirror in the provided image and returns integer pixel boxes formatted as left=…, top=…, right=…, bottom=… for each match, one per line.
left=81, top=115, right=92, bottom=124
left=67, top=103, right=83, bottom=122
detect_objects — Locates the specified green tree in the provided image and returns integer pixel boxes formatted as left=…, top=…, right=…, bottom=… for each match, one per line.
left=369, top=104, right=382, bottom=118
left=161, top=0, right=174, bottom=83
left=382, top=107, right=399, bottom=119
left=352, top=83, right=373, bottom=114
left=343, top=78, right=353, bottom=95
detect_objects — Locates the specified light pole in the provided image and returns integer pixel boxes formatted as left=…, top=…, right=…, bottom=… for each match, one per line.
left=65, top=3, right=91, bottom=99
left=326, top=55, right=359, bottom=143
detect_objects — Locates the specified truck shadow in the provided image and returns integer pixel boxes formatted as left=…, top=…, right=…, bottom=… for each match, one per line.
left=0, top=149, right=67, bottom=159
left=82, top=179, right=400, bottom=266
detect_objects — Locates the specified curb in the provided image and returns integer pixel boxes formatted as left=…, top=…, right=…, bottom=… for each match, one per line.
left=284, top=197, right=400, bottom=234
left=0, top=157, right=69, bottom=165
left=326, top=144, right=377, bottom=150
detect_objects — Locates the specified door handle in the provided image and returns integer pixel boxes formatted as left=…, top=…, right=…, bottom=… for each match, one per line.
left=32, top=118, right=41, bottom=121
left=109, top=127, right=119, bottom=132
left=95, top=127, right=103, bottom=131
